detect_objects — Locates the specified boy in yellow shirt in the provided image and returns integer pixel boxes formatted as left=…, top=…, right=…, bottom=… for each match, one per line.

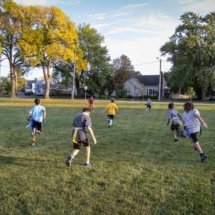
left=105, top=98, right=118, bottom=128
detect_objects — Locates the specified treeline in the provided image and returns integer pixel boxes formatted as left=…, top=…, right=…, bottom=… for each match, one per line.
left=0, top=0, right=138, bottom=99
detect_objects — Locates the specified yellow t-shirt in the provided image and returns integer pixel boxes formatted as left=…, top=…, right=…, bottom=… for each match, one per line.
left=106, top=102, right=118, bottom=115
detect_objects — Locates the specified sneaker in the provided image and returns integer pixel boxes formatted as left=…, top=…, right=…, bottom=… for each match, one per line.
left=84, top=162, right=92, bottom=167
left=65, top=156, right=73, bottom=167
left=174, top=139, right=178, bottom=143
left=200, top=154, right=207, bottom=162
left=32, top=142, right=36, bottom=146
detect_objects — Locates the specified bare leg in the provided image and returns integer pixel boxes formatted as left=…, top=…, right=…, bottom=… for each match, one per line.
left=71, top=149, right=80, bottom=159
left=194, top=141, right=203, bottom=154
left=85, top=146, right=91, bottom=163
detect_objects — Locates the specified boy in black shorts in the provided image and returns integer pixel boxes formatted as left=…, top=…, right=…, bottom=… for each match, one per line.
left=167, top=103, right=183, bottom=143
left=65, top=107, right=97, bottom=167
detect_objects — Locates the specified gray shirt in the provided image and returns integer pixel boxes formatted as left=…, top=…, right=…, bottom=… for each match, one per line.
left=167, top=109, right=182, bottom=125
left=72, top=113, right=92, bottom=131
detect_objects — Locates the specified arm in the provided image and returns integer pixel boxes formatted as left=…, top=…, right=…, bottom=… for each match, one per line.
left=87, top=126, right=97, bottom=144
left=196, top=115, right=207, bottom=128
left=43, top=110, right=46, bottom=121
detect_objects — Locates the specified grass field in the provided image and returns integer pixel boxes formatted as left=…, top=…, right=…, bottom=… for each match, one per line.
left=0, top=99, right=214, bottom=215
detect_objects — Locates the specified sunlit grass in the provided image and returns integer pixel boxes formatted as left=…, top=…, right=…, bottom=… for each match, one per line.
left=0, top=101, right=214, bottom=215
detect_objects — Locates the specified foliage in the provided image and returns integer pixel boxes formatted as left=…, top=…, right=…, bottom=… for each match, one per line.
left=19, top=5, right=80, bottom=99
left=0, top=104, right=214, bottom=215
left=52, top=24, right=114, bottom=98
left=78, top=24, right=114, bottom=97
left=160, top=11, right=215, bottom=100
left=113, top=55, right=140, bottom=92
left=0, top=0, right=29, bottom=98
left=0, top=77, right=11, bottom=95
left=187, top=87, right=195, bottom=100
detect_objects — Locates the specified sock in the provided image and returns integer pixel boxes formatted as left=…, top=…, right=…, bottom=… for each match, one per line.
left=32, top=136, right=36, bottom=142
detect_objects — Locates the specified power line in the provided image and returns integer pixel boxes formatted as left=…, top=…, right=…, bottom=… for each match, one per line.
left=133, top=60, right=159, bottom=66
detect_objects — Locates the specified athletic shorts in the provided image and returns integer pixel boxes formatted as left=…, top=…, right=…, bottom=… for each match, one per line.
left=171, top=124, right=179, bottom=131
left=107, top=115, right=114, bottom=120
left=32, top=120, right=43, bottom=131
left=189, top=132, right=199, bottom=143
left=72, top=129, right=90, bottom=149
left=146, top=104, right=151, bottom=109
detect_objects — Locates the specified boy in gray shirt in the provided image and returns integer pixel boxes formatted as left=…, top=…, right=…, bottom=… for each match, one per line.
left=65, top=107, right=97, bottom=167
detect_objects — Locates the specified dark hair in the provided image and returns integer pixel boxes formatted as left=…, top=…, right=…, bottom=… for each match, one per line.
left=82, top=107, right=91, bottom=112
left=184, top=102, right=194, bottom=111
left=168, top=102, right=174, bottom=109
left=111, top=98, right=115, bottom=102
left=34, top=98, right=40, bottom=105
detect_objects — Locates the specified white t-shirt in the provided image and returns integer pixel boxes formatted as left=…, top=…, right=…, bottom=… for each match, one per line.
left=183, top=109, right=200, bottom=134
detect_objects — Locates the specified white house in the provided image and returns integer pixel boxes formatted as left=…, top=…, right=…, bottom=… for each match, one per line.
left=124, top=74, right=169, bottom=98
left=25, top=78, right=77, bottom=96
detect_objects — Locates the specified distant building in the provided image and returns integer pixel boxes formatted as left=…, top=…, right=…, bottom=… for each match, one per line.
left=25, top=78, right=77, bottom=96
left=124, top=74, right=169, bottom=98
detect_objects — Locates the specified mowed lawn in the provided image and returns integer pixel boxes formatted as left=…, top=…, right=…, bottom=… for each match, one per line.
left=0, top=99, right=214, bottom=215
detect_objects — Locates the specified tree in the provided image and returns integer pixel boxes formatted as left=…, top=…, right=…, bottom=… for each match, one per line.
left=0, top=0, right=27, bottom=98
left=113, top=55, right=138, bottom=91
left=53, top=24, right=113, bottom=97
left=161, top=12, right=215, bottom=100
left=187, top=87, right=195, bottom=100
left=78, top=24, right=113, bottom=97
left=20, top=5, right=80, bottom=99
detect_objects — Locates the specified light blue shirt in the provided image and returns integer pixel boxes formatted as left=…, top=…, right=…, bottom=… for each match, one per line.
left=29, top=105, right=46, bottom=122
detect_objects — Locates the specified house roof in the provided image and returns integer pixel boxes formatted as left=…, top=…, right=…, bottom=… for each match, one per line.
left=131, top=75, right=159, bottom=86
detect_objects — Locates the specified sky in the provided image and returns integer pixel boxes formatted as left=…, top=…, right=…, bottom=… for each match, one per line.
left=1, top=0, right=214, bottom=78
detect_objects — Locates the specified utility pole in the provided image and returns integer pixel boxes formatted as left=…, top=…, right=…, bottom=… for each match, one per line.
left=71, top=40, right=77, bottom=100
left=157, top=58, right=162, bottom=101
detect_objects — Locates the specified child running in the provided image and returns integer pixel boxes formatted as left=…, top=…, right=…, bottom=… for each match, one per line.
left=167, top=102, right=183, bottom=143
left=88, top=96, right=95, bottom=113
left=183, top=102, right=208, bottom=162
left=105, top=98, right=118, bottom=128
left=65, top=107, right=97, bottom=167
left=145, top=98, right=152, bottom=113
left=28, top=98, right=46, bottom=146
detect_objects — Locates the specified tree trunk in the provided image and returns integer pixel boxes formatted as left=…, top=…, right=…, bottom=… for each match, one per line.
left=42, top=65, right=50, bottom=99
left=45, top=78, right=50, bottom=99
left=10, top=65, right=16, bottom=98
left=201, top=87, right=207, bottom=101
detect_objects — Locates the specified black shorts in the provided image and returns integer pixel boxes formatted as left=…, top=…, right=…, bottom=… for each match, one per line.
left=107, top=115, right=114, bottom=120
left=190, top=132, right=199, bottom=143
left=171, top=124, right=179, bottom=131
left=72, top=129, right=90, bottom=149
left=32, top=120, right=43, bottom=131
left=146, top=104, right=151, bottom=109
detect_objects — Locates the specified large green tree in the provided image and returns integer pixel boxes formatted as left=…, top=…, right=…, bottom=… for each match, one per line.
left=53, top=24, right=113, bottom=97
left=78, top=24, right=113, bottom=97
left=161, top=12, right=215, bottom=100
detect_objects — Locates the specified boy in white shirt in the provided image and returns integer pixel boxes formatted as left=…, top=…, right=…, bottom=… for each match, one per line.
left=183, top=102, right=208, bottom=162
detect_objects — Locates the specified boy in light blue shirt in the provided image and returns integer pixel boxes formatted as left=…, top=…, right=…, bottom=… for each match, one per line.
left=28, top=98, right=46, bottom=146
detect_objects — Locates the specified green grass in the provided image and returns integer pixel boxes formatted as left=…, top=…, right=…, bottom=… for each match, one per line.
left=0, top=100, right=214, bottom=215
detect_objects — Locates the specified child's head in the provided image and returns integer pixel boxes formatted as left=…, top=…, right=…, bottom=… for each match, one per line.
left=168, top=102, right=174, bottom=109
left=34, top=98, right=40, bottom=105
left=184, top=102, right=194, bottom=112
left=82, top=107, right=91, bottom=113
left=111, top=98, right=115, bottom=103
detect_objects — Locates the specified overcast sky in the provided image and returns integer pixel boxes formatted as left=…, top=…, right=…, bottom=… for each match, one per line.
left=1, top=0, right=214, bottom=78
